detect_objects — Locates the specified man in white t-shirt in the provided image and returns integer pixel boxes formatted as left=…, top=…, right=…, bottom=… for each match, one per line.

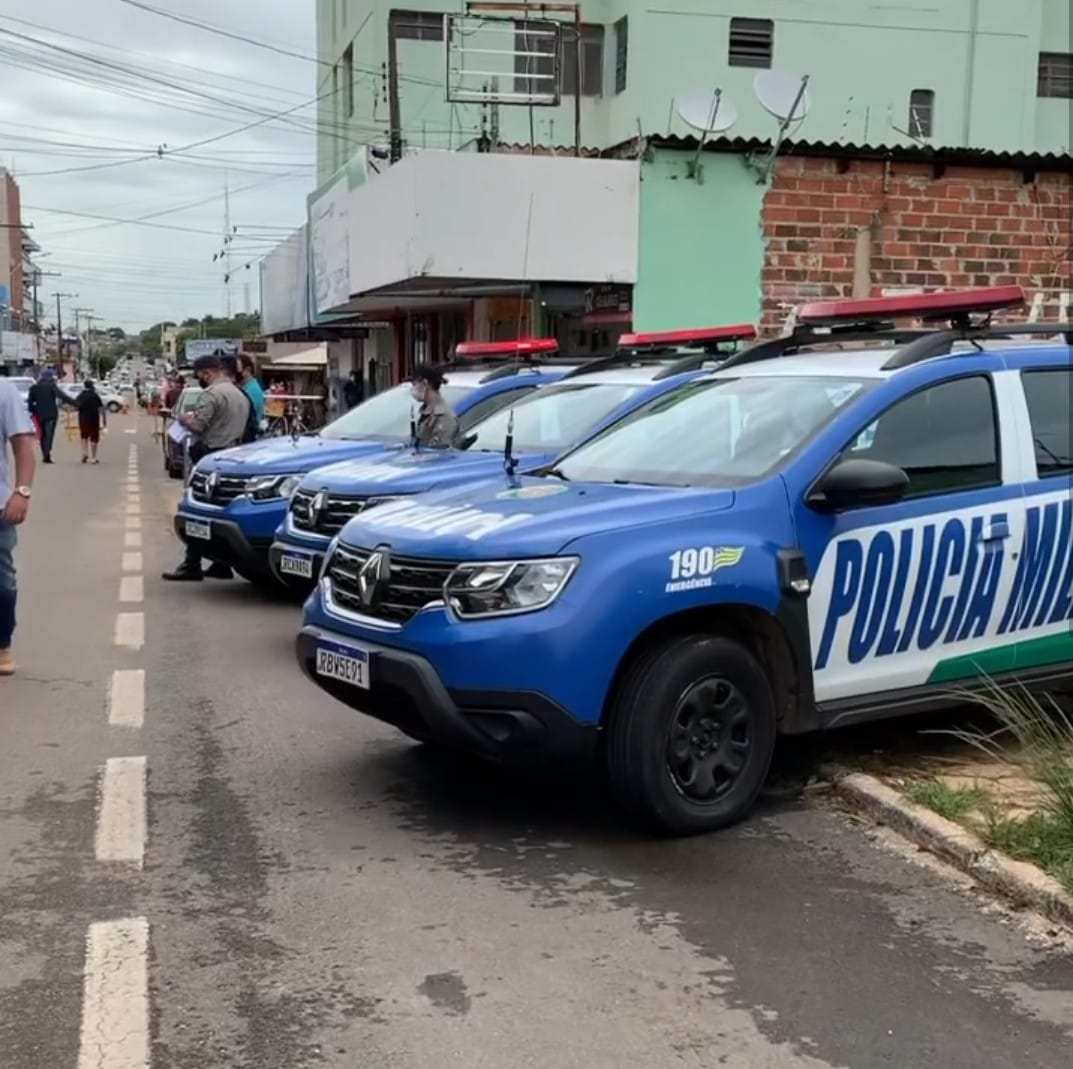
left=0, top=375, right=36, bottom=675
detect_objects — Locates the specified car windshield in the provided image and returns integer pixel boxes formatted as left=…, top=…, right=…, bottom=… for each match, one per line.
left=177, top=389, right=203, bottom=414
left=551, top=375, right=870, bottom=487
left=320, top=382, right=472, bottom=441
left=467, top=382, right=646, bottom=454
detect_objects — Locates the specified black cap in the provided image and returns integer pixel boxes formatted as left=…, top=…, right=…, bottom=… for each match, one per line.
left=192, top=354, right=222, bottom=371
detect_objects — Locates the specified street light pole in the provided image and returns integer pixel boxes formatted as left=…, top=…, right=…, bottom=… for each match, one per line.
left=54, top=292, right=78, bottom=369
left=74, top=307, right=94, bottom=376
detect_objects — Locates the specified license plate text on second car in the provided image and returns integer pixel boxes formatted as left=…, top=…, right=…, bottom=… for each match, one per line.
left=280, top=553, right=313, bottom=578
left=185, top=520, right=211, bottom=541
left=315, top=642, right=369, bottom=689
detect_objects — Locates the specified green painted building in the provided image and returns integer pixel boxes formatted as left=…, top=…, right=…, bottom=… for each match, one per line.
left=275, top=1, right=1070, bottom=351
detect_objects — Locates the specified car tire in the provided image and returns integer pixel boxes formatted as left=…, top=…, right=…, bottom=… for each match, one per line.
left=107, top=402, right=122, bottom=413
left=605, top=634, right=776, bottom=837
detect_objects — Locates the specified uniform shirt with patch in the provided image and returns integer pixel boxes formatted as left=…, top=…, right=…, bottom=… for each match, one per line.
left=188, top=380, right=249, bottom=449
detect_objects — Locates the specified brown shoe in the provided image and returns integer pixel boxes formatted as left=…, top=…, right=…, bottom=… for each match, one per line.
left=0, top=649, right=14, bottom=676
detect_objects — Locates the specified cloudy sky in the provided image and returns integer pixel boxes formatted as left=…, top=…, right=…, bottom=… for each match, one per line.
left=1, top=0, right=316, bottom=333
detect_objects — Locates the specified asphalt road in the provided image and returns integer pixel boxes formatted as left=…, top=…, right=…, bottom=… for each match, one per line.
left=2, top=415, right=1072, bottom=1069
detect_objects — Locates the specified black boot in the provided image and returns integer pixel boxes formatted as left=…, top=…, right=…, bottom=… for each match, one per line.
left=162, top=565, right=203, bottom=582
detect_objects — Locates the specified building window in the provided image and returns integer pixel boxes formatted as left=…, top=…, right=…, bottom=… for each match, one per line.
left=394, top=10, right=444, bottom=42
left=908, top=88, right=934, bottom=138
left=342, top=45, right=354, bottom=118
left=514, top=21, right=603, bottom=98
left=560, top=24, right=605, bottom=97
left=728, top=17, right=773, bottom=68
left=1038, top=52, right=1073, bottom=98
left=614, top=17, right=628, bottom=94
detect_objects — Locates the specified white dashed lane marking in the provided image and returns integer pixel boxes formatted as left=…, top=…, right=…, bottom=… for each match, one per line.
left=124, top=517, right=141, bottom=531
left=95, top=757, right=147, bottom=866
left=114, top=613, right=144, bottom=650
left=124, top=532, right=142, bottom=549
left=108, top=670, right=145, bottom=729
left=122, top=552, right=143, bottom=573
left=119, top=577, right=144, bottom=604
left=77, top=917, right=150, bottom=1069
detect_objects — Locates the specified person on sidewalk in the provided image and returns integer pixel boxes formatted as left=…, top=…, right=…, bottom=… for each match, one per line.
left=162, top=353, right=249, bottom=583
left=75, top=380, right=107, bottom=464
left=26, top=370, right=72, bottom=465
left=343, top=370, right=364, bottom=411
left=0, top=376, right=36, bottom=676
left=236, top=355, right=266, bottom=432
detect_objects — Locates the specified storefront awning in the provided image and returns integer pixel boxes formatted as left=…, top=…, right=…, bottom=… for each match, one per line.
left=263, top=346, right=327, bottom=369
left=338, top=152, right=639, bottom=308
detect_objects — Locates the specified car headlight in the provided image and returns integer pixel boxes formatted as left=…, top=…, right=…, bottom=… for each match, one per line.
left=247, top=474, right=302, bottom=501
left=445, top=557, right=578, bottom=618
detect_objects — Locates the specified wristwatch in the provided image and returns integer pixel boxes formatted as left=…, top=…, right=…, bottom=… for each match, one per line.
left=14, top=486, right=31, bottom=499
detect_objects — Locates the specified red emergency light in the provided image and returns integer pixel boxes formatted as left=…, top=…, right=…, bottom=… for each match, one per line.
left=619, top=324, right=759, bottom=348
left=454, top=338, right=559, bottom=358
left=799, top=285, right=1026, bottom=326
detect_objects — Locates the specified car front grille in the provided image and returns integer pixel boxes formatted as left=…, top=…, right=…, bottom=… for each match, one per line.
left=291, top=488, right=373, bottom=536
left=326, top=544, right=458, bottom=624
left=189, top=471, right=250, bottom=505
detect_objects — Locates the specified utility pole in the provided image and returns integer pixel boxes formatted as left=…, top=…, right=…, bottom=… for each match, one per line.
left=82, top=313, right=101, bottom=377
left=54, top=292, right=78, bottom=369
left=74, top=306, right=94, bottom=376
left=223, top=174, right=232, bottom=319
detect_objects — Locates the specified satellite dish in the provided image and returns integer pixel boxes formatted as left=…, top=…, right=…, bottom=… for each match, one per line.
left=676, top=89, right=739, bottom=135
left=754, top=70, right=811, bottom=123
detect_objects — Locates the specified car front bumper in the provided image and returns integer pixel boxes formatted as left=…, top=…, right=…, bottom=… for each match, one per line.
left=269, top=541, right=324, bottom=593
left=296, top=623, right=596, bottom=766
left=173, top=513, right=273, bottom=574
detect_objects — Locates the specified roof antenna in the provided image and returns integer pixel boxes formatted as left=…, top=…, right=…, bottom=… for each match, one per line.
left=503, top=406, right=518, bottom=480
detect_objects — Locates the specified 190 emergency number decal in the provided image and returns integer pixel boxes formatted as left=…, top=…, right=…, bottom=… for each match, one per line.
left=666, top=546, right=745, bottom=593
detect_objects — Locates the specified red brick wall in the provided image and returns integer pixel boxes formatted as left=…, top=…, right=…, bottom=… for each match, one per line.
left=761, top=156, right=1072, bottom=335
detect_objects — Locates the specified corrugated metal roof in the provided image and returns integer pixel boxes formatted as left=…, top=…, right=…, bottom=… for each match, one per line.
left=646, top=135, right=1073, bottom=171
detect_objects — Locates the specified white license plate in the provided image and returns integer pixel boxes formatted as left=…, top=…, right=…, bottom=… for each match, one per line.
left=315, top=641, right=370, bottom=689
left=185, top=520, right=211, bottom=541
left=279, top=552, right=314, bottom=579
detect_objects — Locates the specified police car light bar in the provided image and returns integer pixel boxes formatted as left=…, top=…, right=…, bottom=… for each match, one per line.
left=454, top=338, right=559, bottom=358
left=799, top=285, right=1026, bottom=327
left=619, top=324, right=759, bottom=348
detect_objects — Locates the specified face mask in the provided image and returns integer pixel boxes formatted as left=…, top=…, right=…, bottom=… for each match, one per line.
left=411, top=382, right=427, bottom=402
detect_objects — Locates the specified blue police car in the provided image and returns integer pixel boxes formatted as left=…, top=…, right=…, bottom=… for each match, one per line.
left=173, top=341, right=579, bottom=583
left=296, top=286, right=1073, bottom=835
left=269, top=325, right=759, bottom=591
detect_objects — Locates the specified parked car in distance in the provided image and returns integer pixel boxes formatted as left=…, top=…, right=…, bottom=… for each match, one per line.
left=163, top=386, right=204, bottom=478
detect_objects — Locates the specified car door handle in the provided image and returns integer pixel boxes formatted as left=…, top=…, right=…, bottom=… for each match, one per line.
left=981, top=519, right=1010, bottom=541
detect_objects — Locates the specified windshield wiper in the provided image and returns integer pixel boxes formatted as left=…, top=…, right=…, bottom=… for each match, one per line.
left=543, top=466, right=570, bottom=480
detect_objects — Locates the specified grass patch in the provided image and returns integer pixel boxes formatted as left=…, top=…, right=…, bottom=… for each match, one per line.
left=903, top=778, right=991, bottom=821
left=933, top=679, right=1073, bottom=896
left=982, top=811, right=1073, bottom=896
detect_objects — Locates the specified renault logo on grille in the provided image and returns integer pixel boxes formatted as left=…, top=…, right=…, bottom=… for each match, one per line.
left=309, top=491, right=327, bottom=527
left=205, top=471, right=219, bottom=497
left=357, top=547, right=391, bottom=607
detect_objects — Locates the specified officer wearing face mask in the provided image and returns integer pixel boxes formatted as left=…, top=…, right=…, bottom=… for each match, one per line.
left=411, top=364, right=460, bottom=448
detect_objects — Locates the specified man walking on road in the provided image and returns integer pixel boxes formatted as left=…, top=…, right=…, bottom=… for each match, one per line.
left=162, top=353, right=249, bottom=583
left=0, top=376, right=36, bottom=676
left=26, top=370, right=72, bottom=464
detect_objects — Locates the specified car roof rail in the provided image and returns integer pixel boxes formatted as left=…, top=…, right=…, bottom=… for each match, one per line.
left=717, top=286, right=1062, bottom=372
left=562, top=324, right=758, bottom=379
left=881, top=321, right=1073, bottom=369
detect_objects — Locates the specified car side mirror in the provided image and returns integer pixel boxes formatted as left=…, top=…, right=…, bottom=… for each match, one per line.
left=458, top=431, right=478, bottom=450
left=807, top=458, right=909, bottom=513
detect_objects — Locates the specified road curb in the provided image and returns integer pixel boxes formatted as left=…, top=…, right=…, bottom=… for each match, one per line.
left=821, top=764, right=1073, bottom=929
